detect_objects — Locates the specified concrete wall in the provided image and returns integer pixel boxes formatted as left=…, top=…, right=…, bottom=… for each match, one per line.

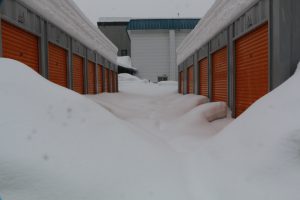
left=99, top=24, right=131, bottom=56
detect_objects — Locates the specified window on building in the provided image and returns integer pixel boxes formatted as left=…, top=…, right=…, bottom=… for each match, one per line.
left=158, top=75, right=168, bottom=82
left=121, top=49, right=128, bottom=56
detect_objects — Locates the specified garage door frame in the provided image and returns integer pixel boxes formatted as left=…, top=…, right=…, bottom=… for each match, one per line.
left=72, top=53, right=85, bottom=94
left=87, top=60, right=96, bottom=94
left=1, top=18, right=42, bottom=72
left=232, top=21, right=270, bottom=117
left=210, top=46, right=229, bottom=104
left=187, top=65, right=194, bottom=94
left=48, top=42, right=68, bottom=88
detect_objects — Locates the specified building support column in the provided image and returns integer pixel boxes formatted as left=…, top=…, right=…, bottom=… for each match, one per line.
left=169, top=30, right=177, bottom=81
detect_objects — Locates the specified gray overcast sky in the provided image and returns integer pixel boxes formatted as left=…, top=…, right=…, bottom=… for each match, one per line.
left=73, top=0, right=215, bottom=25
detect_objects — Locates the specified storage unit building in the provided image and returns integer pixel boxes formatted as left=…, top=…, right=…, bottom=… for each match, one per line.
left=177, top=0, right=300, bottom=117
left=0, top=0, right=119, bottom=95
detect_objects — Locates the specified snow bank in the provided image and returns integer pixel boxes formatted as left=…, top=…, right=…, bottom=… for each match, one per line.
left=118, top=73, right=178, bottom=96
left=0, top=59, right=190, bottom=200
left=19, top=0, right=118, bottom=63
left=117, top=56, right=137, bottom=70
left=157, top=81, right=178, bottom=86
left=177, top=0, right=257, bottom=64
left=184, top=63, right=300, bottom=199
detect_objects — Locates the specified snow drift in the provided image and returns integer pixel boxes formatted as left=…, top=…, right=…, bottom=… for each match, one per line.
left=0, top=59, right=189, bottom=200
left=184, top=63, right=300, bottom=199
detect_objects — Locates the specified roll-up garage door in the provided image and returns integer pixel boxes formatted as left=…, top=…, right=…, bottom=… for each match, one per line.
left=179, top=71, right=184, bottom=94
left=199, top=58, right=208, bottom=97
left=72, top=54, right=84, bottom=94
left=104, top=68, right=109, bottom=92
left=235, top=23, right=269, bottom=117
left=98, top=65, right=103, bottom=93
left=48, top=43, right=67, bottom=88
left=116, top=72, right=119, bottom=92
left=187, top=66, right=194, bottom=94
left=2, top=20, right=39, bottom=72
left=212, top=47, right=228, bottom=104
left=88, top=61, right=96, bottom=94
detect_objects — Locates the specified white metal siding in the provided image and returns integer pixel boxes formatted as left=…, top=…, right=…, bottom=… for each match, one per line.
left=130, top=30, right=170, bottom=82
left=129, top=29, right=191, bottom=82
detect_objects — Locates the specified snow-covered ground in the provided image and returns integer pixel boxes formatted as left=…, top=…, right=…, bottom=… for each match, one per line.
left=1, top=58, right=300, bottom=199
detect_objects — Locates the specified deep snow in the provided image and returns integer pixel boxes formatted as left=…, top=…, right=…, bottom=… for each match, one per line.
left=0, top=59, right=190, bottom=200
left=1, top=58, right=300, bottom=200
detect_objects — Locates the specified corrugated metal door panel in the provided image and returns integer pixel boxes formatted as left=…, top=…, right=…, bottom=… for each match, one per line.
left=87, top=61, right=96, bottom=94
left=2, top=20, right=39, bottom=72
left=110, top=71, right=115, bottom=93
left=187, top=66, right=194, bottom=94
left=48, top=43, right=67, bottom=88
left=72, top=54, right=84, bottom=94
left=113, top=72, right=117, bottom=93
left=235, top=23, right=269, bottom=117
left=199, top=58, right=208, bottom=97
left=104, top=68, right=109, bottom=92
left=98, top=65, right=103, bottom=93
left=180, top=72, right=184, bottom=94
left=212, top=47, right=228, bottom=104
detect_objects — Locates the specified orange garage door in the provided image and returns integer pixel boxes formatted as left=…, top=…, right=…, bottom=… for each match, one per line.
left=111, top=71, right=116, bottom=93
left=187, top=66, right=194, bottom=94
left=98, top=65, right=103, bottom=93
left=2, top=20, right=39, bottom=72
left=48, top=43, right=67, bottom=88
left=104, top=68, right=109, bottom=92
left=72, top=54, right=84, bottom=94
left=212, top=47, right=228, bottom=104
left=235, top=23, right=269, bottom=117
left=88, top=61, right=96, bottom=94
left=116, top=72, right=119, bottom=92
left=199, top=58, right=208, bottom=97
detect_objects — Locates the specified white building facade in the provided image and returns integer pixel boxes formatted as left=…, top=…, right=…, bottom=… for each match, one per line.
left=127, top=19, right=199, bottom=82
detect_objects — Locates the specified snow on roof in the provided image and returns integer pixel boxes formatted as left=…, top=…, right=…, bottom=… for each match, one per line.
left=176, top=0, right=257, bottom=64
left=117, top=56, right=137, bottom=71
left=19, top=0, right=118, bottom=64
left=98, top=17, right=131, bottom=23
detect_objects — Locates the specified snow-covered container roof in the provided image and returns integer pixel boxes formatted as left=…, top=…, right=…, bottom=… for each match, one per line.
left=177, top=0, right=258, bottom=64
left=99, top=17, right=131, bottom=23
left=117, top=56, right=137, bottom=71
left=19, top=0, right=118, bottom=64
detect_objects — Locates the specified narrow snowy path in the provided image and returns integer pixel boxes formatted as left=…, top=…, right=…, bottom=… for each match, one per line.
left=87, top=75, right=233, bottom=152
